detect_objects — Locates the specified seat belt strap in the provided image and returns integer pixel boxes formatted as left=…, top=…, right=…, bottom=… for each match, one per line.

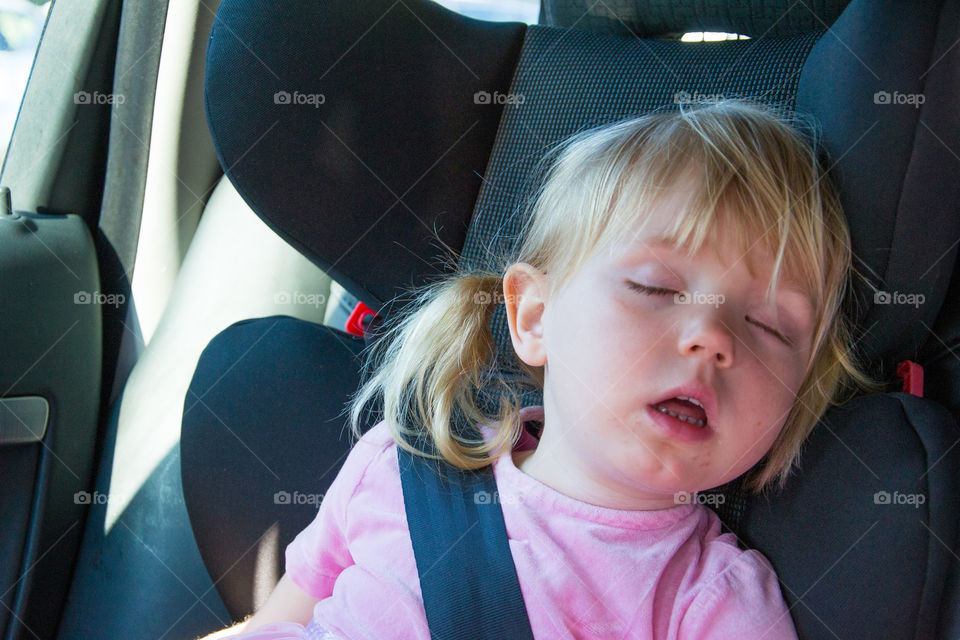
left=398, top=423, right=535, bottom=640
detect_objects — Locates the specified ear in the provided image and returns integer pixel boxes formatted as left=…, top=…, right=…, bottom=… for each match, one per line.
left=503, top=262, right=548, bottom=367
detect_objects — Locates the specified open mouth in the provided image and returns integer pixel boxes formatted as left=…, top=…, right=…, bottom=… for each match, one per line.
left=651, top=396, right=708, bottom=428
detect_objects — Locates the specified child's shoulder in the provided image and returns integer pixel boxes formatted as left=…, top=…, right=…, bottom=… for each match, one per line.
left=342, top=419, right=400, bottom=473
left=325, top=420, right=401, bottom=497
left=352, top=419, right=399, bottom=452
left=675, top=507, right=795, bottom=636
left=688, top=506, right=781, bottom=596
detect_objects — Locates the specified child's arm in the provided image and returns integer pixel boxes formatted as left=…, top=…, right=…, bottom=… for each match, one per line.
left=194, top=573, right=319, bottom=639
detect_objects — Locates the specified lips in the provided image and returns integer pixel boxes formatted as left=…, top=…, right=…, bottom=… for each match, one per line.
left=650, top=383, right=717, bottom=429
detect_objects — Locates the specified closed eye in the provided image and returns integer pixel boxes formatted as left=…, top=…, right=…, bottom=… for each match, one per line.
left=628, top=280, right=793, bottom=346
left=626, top=281, right=675, bottom=296
left=746, top=317, right=793, bottom=346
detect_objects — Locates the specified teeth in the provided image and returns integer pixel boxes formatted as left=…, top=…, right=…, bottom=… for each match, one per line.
left=654, top=404, right=706, bottom=427
left=676, top=395, right=703, bottom=408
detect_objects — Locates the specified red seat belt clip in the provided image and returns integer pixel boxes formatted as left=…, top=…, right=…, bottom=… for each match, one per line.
left=345, top=301, right=378, bottom=338
left=896, top=360, right=923, bottom=397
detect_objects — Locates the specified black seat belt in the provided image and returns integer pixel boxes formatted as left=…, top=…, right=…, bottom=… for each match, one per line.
left=361, top=311, right=534, bottom=638
left=397, top=423, right=536, bottom=640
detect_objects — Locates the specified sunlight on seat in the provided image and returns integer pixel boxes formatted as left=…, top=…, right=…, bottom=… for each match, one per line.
left=253, top=523, right=281, bottom=610
left=105, top=177, right=332, bottom=533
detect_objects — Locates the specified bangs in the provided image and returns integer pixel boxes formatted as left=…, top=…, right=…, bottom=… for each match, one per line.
left=597, top=161, right=826, bottom=318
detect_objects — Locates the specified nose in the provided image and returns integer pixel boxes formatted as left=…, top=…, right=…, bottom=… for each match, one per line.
left=678, top=314, right=735, bottom=368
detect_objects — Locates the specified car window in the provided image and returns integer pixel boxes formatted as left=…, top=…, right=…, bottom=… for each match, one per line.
left=0, top=0, right=51, bottom=165
left=433, top=0, right=539, bottom=23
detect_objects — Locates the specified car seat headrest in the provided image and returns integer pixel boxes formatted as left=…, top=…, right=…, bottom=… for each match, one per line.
left=203, top=0, right=526, bottom=310
left=538, top=0, right=853, bottom=38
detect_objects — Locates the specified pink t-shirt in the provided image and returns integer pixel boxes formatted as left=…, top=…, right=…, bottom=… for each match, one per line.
left=280, top=406, right=797, bottom=639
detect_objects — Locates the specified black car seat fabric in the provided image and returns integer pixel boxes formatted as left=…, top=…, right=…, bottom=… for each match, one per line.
left=183, top=0, right=960, bottom=637
left=742, top=392, right=959, bottom=638
left=199, top=0, right=525, bottom=311
left=183, top=316, right=368, bottom=616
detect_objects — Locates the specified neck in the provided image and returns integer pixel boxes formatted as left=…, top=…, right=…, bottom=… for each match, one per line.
left=513, top=444, right=684, bottom=511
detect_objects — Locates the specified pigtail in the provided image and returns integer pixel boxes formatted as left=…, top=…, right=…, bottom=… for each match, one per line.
left=348, top=270, right=527, bottom=471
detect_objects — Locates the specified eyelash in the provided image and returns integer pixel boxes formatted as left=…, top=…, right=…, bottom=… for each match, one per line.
left=627, top=281, right=793, bottom=346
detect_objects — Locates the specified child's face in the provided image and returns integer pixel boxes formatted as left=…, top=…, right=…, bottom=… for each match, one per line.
left=504, top=181, right=815, bottom=510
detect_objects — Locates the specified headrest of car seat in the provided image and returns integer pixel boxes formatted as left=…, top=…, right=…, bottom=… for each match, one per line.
left=538, top=0, right=853, bottom=38
left=204, top=0, right=526, bottom=313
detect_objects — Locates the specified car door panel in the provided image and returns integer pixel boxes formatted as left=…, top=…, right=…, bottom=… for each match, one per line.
left=0, top=210, right=101, bottom=640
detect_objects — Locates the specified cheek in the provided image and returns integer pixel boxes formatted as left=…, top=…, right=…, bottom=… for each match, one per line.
left=739, top=357, right=803, bottom=431
left=750, top=343, right=808, bottom=396
left=593, top=312, right=669, bottom=388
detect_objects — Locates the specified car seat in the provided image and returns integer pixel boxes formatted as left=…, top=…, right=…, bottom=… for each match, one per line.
left=182, top=0, right=960, bottom=638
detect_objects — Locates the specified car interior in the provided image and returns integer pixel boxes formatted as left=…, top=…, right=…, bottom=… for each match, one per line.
left=1, top=0, right=959, bottom=638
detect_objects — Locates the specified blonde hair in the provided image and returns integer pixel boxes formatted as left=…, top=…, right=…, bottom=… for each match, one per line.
left=349, top=99, right=884, bottom=494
